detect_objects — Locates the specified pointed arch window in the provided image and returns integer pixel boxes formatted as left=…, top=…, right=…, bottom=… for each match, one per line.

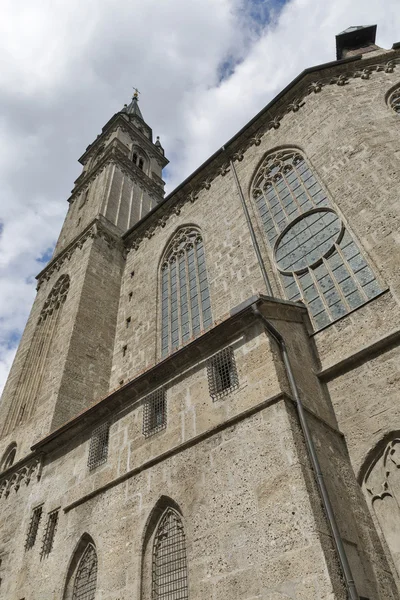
left=63, top=537, right=98, bottom=600
left=152, top=508, right=188, bottom=600
left=72, top=543, right=98, bottom=600
left=160, top=227, right=212, bottom=357
left=251, top=149, right=383, bottom=329
left=3, top=274, right=70, bottom=435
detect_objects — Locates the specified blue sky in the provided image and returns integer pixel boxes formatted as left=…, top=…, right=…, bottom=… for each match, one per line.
left=1, top=0, right=400, bottom=393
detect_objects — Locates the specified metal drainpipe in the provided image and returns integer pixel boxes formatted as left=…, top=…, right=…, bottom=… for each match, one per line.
left=222, top=147, right=273, bottom=296
left=251, top=303, right=359, bottom=600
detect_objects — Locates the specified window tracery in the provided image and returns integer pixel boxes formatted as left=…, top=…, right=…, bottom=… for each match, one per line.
left=388, top=87, right=400, bottom=113
left=72, top=543, right=98, bottom=600
left=2, top=275, right=70, bottom=435
left=160, top=227, right=212, bottom=357
left=251, top=149, right=383, bottom=329
left=152, top=508, right=188, bottom=600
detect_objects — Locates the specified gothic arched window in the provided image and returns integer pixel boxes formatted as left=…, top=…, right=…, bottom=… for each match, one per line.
left=388, top=88, right=400, bottom=113
left=152, top=508, right=188, bottom=600
left=160, top=227, right=212, bottom=357
left=2, top=274, right=70, bottom=435
left=63, top=536, right=97, bottom=600
left=1, top=443, right=17, bottom=471
left=251, top=149, right=383, bottom=329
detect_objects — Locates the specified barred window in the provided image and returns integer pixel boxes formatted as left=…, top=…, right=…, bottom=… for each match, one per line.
left=152, top=508, right=188, bottom=600
left=207, top=347, right=239, bottom=399
left=72, top=543, right=98, bottom=600
left=25, top=505, right=43, bottom=550
left=160, top=226, right=212, bottom=357
left=251, top=149, right=383, bottom=330
left=143, top=389, right=167, bottom=437
left=41, top=510, right=59, bottom=558
left=88, top=422, right=110, bottom=470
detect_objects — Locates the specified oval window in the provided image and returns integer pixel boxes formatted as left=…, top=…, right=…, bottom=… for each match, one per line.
left=274, top=208, right=342, bottom=274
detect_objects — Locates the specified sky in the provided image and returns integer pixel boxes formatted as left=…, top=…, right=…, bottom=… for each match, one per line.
left=0, top=0, right=399, bottom=394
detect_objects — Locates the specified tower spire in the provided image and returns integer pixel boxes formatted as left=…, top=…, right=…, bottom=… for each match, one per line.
left=122, top=88, right=144, bottom=120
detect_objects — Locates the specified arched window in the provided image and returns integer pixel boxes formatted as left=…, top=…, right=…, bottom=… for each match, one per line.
left=160, top=227, right=212, bottom=357
left=2, top=274, right=70, bottom=435
left=133, top=152, right=138, bottom=164
left=1, top=443, right=17, bottom=471
left=138, top=158, right=144, bottom=170
left=152, top=508, right=188, bottom=600
left=251, top=149, right=383, bottom=329
left=388, top=88, right=400, bottom=113
left=63, top=536, right=98, bottom=600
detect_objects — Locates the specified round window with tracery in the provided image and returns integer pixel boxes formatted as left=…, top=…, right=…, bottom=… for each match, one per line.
left=274, top=208, right=343, bottom=274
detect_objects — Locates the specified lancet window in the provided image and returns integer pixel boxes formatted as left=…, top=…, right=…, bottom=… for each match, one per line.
left=2, top=274, right=70, bottom=435
left=72, top=543, right=98, bottom=600
left=160, top=227, right=212, bottom=357
left=251, top=149, right=383, bottom=329
left=152, top=508, right=188, bottom=600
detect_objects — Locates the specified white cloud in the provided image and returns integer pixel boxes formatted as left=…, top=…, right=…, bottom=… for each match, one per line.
left=1, top=0, right=400, bottom=394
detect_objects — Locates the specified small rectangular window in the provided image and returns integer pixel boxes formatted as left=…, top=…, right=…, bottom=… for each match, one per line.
left=41, top=510, right=59, bottom=558
left=207, top=346, right=239, bottom=400
left=25, top=505, right=43, bottom=550
left=88, top=422, right=110, bottom=470
left=143, top=389, right=167, bottom=438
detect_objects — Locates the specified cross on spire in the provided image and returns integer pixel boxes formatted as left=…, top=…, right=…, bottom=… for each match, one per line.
left=132, top=87, right=140, bottom=99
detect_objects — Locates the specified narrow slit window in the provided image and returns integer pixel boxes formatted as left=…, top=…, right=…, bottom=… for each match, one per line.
left=41, top=510, right=59, bottom=558
left=88, top=422, right=110, bottom=470
left=143, top=389, right=167, bottom=437
left=25, top=505, right=43, bottom=550
left=207, top=346, right=239, bottom=400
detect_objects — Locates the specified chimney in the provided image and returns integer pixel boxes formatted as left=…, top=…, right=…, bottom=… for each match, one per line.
left=335, top=25, right=378, bottom=60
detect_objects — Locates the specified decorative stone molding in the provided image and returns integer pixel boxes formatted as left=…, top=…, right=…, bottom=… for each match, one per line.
left=36, top=220, right=123, bottom=289
left=0, top=454, right=43, bottom=499
left=125, top=53, right=400, bottom=253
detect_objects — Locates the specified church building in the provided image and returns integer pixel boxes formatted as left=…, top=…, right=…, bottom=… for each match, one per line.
left=1, top=24, right=400, bottom=599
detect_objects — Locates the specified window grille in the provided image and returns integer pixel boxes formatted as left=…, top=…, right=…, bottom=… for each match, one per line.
left=251, top=149, right=383, bottom=330
left=88, top=422, right=110, bottom=470
left=152, top=508, right=188, bottom=600
left=41, top=510, right=59, bottom=558
left=207, top=346, right=239, bottom=399
left=25, top=505, right=43, bottom=550
left=161, top=227, right=213, bottom=357
left=143, top=389, right=167, bottom=437
left=72, top=543, right=98, bottom=600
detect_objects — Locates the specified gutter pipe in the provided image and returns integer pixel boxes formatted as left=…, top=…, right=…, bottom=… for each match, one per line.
left=223, top=148, right=273, bottom=296
left=251, top=303, right=359, bottom=600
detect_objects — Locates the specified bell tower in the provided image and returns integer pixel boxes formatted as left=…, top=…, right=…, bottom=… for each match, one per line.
left=54, top=91, right=168, bottom=254
left=0, top=92, right=168, bottom=461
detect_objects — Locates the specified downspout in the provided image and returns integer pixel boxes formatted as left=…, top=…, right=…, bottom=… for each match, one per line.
left=251, top=303, right=359, bottom=600
left=222, top=147, right=273, bottom=296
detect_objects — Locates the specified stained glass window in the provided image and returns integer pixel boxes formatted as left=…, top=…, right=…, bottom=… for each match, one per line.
left=152, top=509, right=188, bottom=600
left=161, top=227, right=212, bottom=356
left=251, top=149, right=383, bottom=329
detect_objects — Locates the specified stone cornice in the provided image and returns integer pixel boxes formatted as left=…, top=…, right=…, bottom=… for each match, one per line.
left=36, top=217, right=124, bottom=289
left=69, top=138, right=165, bottom=204
left=123, top=50, right=400, bottom=253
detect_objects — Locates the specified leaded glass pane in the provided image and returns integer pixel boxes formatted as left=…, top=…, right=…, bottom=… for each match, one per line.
left=161, top=228, right=212, bottom=356
left=252, top=149, right=383, bottom=329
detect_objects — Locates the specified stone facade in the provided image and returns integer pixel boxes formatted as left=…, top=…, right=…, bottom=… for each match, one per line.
left=1, top=28, right=400, bottom=600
